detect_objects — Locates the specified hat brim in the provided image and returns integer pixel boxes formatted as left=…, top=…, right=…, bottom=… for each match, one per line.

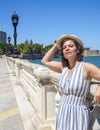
left=56, top=35, right=83, bottom=50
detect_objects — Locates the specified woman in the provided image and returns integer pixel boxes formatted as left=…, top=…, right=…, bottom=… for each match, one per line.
left=41, top=34, right=100, bottom=130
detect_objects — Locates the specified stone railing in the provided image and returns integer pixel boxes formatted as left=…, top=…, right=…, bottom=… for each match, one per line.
left=6, top=57, right=100, bottom=130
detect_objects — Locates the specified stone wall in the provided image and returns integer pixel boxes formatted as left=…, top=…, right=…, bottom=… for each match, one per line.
left=84, top=50, right=100, bottom=56
left=6, top=57, right=100, bottom=130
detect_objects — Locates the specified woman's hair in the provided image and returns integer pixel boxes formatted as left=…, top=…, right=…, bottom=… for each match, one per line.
left=59, top=38, right=84, bottom=67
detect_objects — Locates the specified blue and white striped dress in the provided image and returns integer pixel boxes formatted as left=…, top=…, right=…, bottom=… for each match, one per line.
left=56, top=62, right=90, bottom=130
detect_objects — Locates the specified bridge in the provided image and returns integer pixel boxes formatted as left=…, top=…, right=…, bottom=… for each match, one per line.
left=0, top=56, right=100, bottom=130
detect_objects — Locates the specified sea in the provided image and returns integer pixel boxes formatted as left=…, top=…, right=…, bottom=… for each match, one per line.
left=31, top=56, right=100, bottom=68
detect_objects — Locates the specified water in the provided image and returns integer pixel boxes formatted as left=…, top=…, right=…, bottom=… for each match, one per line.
left=83, top=56, right=100, bottom=67
left=31, top=56, right=100, bottom=68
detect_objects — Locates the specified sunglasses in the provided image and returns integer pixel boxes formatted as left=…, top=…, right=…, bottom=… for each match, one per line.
left=85, top=102, right=96, bottom=112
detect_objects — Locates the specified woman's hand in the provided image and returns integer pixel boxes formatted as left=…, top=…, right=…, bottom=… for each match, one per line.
left=94, top=85, right=100, bottom=104
left=41, top=44, right=62, bottom=73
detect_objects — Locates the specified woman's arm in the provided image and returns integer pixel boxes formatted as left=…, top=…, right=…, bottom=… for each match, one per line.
left=85, top=63, right=100, bottom=80
left=85, top=63, right=100, bottom=103
left=94, top=85, right=100, bottom=104
left=41, top=44, right=62, bottom=73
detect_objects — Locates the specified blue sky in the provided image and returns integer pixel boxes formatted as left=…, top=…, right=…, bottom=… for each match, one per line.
left=0, top=0, right=100, bottom=50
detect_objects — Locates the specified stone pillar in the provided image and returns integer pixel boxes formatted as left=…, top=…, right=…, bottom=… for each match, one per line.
left=16, top=61, right=22, bottom=85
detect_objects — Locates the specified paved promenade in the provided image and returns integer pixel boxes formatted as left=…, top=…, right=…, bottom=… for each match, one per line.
left=0, top=57, right=36, bottom=130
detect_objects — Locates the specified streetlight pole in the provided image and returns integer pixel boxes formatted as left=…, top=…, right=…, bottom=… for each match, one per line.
left=11, top=11, right=19, bottom=54
left=6, top=43, right=9, bottom=55
left=8, top=36, right=11, bottom=55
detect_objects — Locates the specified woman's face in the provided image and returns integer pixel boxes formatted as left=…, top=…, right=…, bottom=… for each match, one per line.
left=62, top=39, right=78, bottom=60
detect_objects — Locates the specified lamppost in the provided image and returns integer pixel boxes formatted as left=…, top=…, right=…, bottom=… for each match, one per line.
left=6, top=43, right=9, bottom=55
left=11, top=11, right=19, bottom=54
left=8, top=36, right=11, bottom=55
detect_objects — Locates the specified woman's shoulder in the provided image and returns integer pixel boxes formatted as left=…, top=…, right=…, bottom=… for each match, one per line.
left=83, top=62, right=96, bottom=68
left=82, top=61, right=99, bottom=73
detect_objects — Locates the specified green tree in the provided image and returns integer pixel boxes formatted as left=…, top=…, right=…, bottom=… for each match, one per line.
left=17, top=43, right=24, bottom=53
left=33, top=43, right=43, bottom=54
left=0, top=42, right=6, bottom=54
left=22, top=43, right=30, bottom=54
left=0, top=48, right=3, bottom=54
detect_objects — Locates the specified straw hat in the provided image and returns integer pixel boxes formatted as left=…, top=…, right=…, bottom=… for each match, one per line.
left=56, top=34, right=83, bottom=49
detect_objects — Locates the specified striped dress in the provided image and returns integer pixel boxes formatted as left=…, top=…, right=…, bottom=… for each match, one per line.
left=56, top=62, right=90, bottom=130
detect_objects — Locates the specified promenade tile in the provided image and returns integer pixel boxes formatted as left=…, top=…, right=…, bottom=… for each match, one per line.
left=0, top=57, right=37, bottom=130
left=0, top=58, right=24, bottom=130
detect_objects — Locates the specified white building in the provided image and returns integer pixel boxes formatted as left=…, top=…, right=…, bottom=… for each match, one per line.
left=0, top=29, right=6, bottom=43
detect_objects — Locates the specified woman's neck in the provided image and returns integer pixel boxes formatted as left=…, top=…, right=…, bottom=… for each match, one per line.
left=68, top=60, right=79, bottom=69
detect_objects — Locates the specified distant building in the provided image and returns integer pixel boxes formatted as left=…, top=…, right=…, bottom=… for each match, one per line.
left=84, top=48, right=100, bottom=56
left=0, top=29, right=6, bottom=43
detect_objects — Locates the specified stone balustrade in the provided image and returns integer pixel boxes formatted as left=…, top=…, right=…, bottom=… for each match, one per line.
left=7, top=57, right=100, bottom=130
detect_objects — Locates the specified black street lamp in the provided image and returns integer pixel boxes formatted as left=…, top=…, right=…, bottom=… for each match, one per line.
left=8, top=36, right=11, bottom=55
left=11, top=11, right=19, bottom=54
left=8, top=36, right=11, bottom=44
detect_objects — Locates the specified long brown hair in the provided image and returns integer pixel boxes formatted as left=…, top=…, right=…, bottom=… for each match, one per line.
left=59, top=38, right=84, bottom=67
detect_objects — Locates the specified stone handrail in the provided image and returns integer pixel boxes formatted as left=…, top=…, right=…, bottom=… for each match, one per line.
left=6, top=57, right=100, bottom=130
